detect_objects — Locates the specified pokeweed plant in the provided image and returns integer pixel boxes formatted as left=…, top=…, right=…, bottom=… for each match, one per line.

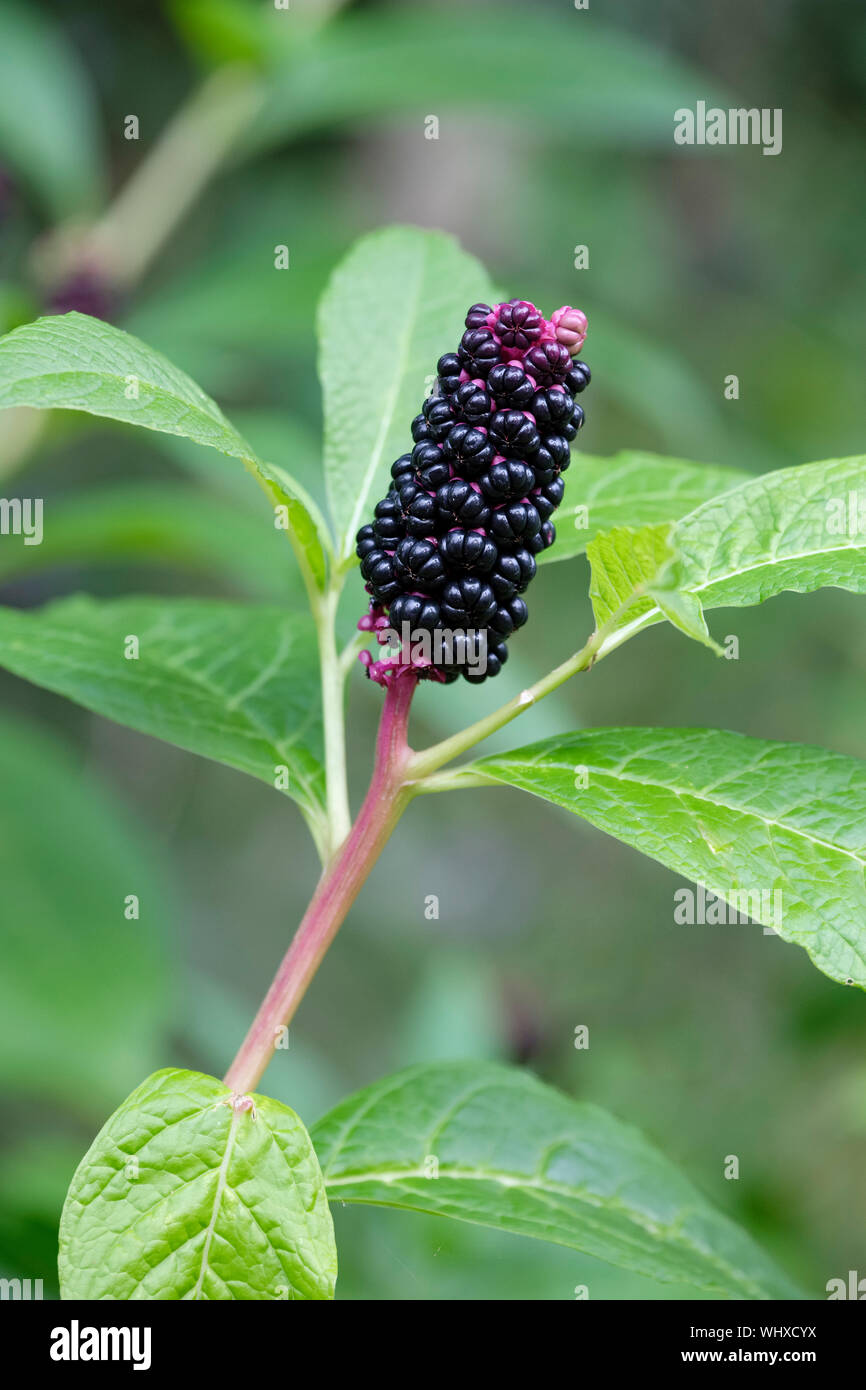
left=0, top=225, right=862, bottom=1302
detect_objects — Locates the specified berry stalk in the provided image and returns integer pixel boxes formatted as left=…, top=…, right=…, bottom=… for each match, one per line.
left=223, top=672, right=419, bottom=1095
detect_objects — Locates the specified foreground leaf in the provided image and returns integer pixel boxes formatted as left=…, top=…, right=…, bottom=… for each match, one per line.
left=59, top=1069, right=336, bottom=1300
left=594, top=456, right=866, bottom=654
left=468, top=728, right=866, bottom=989
left=318, top=227, right=495, bottom=560
left=587, top=523, right=717, bottom=651
left=0, top=715, right=169, bottom=1107
left=546, top=451, right=749, bottom=564
left=0, top=313, right=331, bottom=589
left=312, top=1060, right=798, bottom=1298
left=0, top=596, right=326, bottom=839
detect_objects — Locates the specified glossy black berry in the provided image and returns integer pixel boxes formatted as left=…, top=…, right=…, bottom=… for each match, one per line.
left=355, top=297, right=590, bottom=683
left=524, top=339, right=572, bottom=387
left=465, top=302, right=492, bottom=329
left=565, top=360, right=591, bottom=394
left=489, top=501, right=542, bottom=547
left=488, top=409, right=540, bottom=457
left=458, top=328, right=500, bottom=378
left=435, top=479, right=491, bottom=530
left=440, top=576, right=497, bottom=627
left=442, top=423, right=494, bottom=477
left=436, top=353, right=463, bottom=395
left=390, top=593, right=441, bottom=631
left=479, top=459, right=535, bottom=503
left=440, top=528, right=498, bottom=574
left=393, top=537, right=446, bottom=592
left=531, top=387, right=575, bottom=433
left=422, top=396, right=455, bottom=440
left=487, top=362, right=536, bottom=409
left=452, top=379, right=492, bottom=426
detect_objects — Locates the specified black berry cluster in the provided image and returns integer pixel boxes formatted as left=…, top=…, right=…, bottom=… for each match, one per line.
left=356, top=298, right=590, bottom=684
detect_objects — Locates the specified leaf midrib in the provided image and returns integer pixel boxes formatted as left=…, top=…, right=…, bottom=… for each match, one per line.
left=486, top=756, right=866, bottom=867
left=323, top=1164, right=768, bottom=1299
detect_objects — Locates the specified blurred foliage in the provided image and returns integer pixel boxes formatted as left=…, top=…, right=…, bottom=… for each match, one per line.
left=0, top=0, right=864, bottom=1299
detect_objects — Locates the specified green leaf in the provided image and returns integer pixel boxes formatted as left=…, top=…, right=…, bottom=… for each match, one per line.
left=251, top=8, right=724, bottom=151
left=0, top=715, right=169, bottom=1108
left=0, top=313, right=257, bottom=456
left=0, top=0, right=104, bottom=216
left=59, top=1068, right=337, bottom=1300
left=312, top=1060, right=798, bottom=1299
left=467, top=728, right=866, bottom=989
left=0, top=313, right=331, bottom=590
left=587, top=523, right=718, bottom=651
left=593, top=457, right=866, bottom=654
left=545, top=451, right=750, bottom=564
left=0, top=482, right=302, bottom=599
left=318, top=227, right=495, bottom=560
left=0, top=596, right=327, bottom=840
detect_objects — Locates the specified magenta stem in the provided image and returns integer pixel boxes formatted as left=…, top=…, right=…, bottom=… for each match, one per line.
left=223, top=674, right=418, bottom=1095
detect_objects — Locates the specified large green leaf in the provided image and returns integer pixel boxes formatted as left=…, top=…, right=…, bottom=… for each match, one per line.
left=0, top=313, right=331, bottom=590
left=251, top=7, right=722, bottom=150
left=312, top=1060, right=798, bottom=1299
left=0, top=715, right=169, bottom=1107
left=467, top=728, right=866, bottom=989
left=592, top=457, right=866, bottom=655
left=0, top=0, right=104, bottom=216
left=0, top=482, right=301, bottom=598
left=546, top=451, right=750, bottom=564
left=587, top=523, right=717, bottom=651
left=59, top=1068, right=337, bottom=1300
left=0, top=596, right=326, bottom=838
left=318, top=227, right=494, bottom=559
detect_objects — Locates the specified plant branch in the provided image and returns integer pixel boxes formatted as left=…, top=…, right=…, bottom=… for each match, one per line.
left=406, top=626, right=606, bottom=781
left=224, top=674, right=418, bottom=1095
left=85, top=67, right=264, bottom=287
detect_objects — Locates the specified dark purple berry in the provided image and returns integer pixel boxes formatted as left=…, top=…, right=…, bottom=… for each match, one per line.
left=405, top=490, right=438, bottom=537
left=479, top=460, right=535, bottom=503
left=440, top=528, right=498, bottom=574
left=440, top=576, right=497, bottom=627
left=390, top=593, right=442, bottom=631
left=391, top=452, right=415, bottom=485
left=524, top=339, right=572, bottom=387
left=458, top=327, right=500, bottom=377
left=465, top=302, right=492, bottom=329
left=411, top=441, right=450, bottom=489
left=565, top=360, right=591, bottom=394
left=489, top=501, right=542, bottom=548
left=435, top=479, right=491, bottom=530
left=487, top=362, right=536, bottom=409
left=494, top=300, right=542, bottom=350
left=442, top=423, right=494, bottom=477
left=436, top=353, right=463, bottom=395
left=452, top=379, right=492, bottom=426
left=393, top=537, right=446, bottom=592
left=531, top=387, right=575, bottom=433
left=356, top=524, right=378, bottom=561
left=411, top=414, right=435, bottom=443
left=488, top=409, right=540, bottom=457
left=422, top=396, right=455, bottom=440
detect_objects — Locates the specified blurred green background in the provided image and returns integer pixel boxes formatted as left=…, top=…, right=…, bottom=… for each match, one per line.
left=0, top=0, right=864, bottom=1300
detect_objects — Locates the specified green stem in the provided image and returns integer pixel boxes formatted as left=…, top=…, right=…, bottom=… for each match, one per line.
left=406, top=626, right=607, bottom=781
left=315, top=580, right=352, bottom=857
left=85, top=66, right=264, bottom=287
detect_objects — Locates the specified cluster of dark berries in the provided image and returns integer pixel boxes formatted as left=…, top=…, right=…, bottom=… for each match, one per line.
left=356, top=298, right=590, bottom=685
